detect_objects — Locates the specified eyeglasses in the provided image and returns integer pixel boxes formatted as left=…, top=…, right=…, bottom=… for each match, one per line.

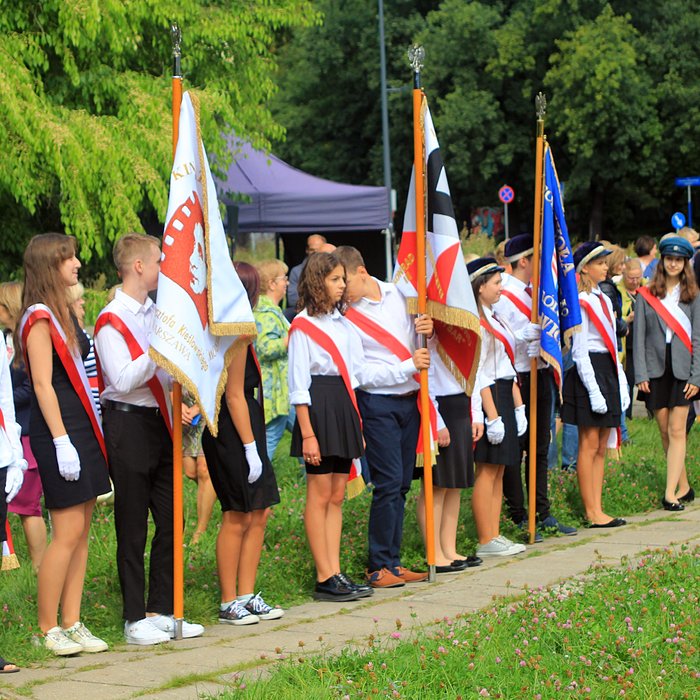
left=274, top=275, right=288, bottom=282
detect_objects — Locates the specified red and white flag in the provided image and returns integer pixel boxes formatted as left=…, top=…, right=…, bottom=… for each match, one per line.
left=394, top=98, right=481, bottom=392
left=150, top=92, right=257, bottom=435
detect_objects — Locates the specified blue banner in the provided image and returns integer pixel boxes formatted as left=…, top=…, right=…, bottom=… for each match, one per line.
left=539, top=144, right=582, bottom=387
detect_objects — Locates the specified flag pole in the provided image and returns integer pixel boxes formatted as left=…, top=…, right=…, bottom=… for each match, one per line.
left=527, top=93, right=546, bottom=545
left=170, top=22, right=185, bottom=640
left=409, top=45, right=436, bottom=582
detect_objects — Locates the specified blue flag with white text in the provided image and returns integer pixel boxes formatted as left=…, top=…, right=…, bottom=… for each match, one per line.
left=539, top=143, right=581, bottom=387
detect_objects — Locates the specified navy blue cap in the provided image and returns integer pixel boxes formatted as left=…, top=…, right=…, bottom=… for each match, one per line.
left=504, top=234, right=534, bottom=263
left=659, top=236, right=694, bottom=259
left=467, top=256, right=505, bottom=282
left=573, top=242, right=612, bottom=273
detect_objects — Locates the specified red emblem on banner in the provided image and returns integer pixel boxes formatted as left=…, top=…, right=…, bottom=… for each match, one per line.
left=161, top=192, right=208, bottom=329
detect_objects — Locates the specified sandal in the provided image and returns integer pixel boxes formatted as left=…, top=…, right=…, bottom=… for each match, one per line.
left=0, top=656, right=20, bottom=673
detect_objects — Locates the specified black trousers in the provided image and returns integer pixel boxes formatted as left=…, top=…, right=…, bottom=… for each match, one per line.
left=104, top=407, right=174, bottom=622
left=503, top=368, right=553, bottom=523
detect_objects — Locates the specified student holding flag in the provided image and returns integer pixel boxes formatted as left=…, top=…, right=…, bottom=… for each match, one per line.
left=562, top=242, right=630, bottom=528
left=633, top=236, right=700, bottom=510
left=19, top=233, right=110, bottom=655
left=469, top=257, right=527, bottom=558
left=201, top=262, right=282, bottom=624
left=288, top=252, right=370, bottom=602
left=494, top=234, right=577, bottom=538
left=95, top=233, right=204, bottom=645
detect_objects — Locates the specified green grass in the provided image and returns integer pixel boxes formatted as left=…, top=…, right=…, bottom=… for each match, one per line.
left=218, top=545, right=700, bottom=699
left=0, top=416, right=696, bottom=667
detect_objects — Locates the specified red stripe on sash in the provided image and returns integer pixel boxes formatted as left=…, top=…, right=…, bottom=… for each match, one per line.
left=344, top=307, right=438, bottom=455
left=21, top=310, right=108, bottom=464
left=579, top=299, right=617, bottom=360
left=637, top=286, right=692, bottom=354
left=289, top=316, right=362, bottom=486
left=0, top=407, right=5, bottom=432
left=94, top=312, right=173, bottom=438
left=500, top=288, right=531, bottom=320
left=480, top=317, right=516, bottom=369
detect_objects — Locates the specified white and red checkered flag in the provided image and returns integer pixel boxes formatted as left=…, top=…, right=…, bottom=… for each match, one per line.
left=394, top=97, right=480, bottom=392
left=150, top=92, right=256, bottom=435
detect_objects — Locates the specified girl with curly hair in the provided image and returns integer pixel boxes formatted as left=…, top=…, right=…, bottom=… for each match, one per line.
left=288, top=252, right=369, bottom=602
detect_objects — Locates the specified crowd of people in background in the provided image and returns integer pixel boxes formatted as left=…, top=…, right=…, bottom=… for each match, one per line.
left=1, top=226, right=698, bottom=671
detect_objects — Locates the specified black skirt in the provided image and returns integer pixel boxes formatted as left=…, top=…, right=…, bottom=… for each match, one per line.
left=29, top=322, right=110, bottom=510
left=474, top=379, right=520, bottom=466
left=645, top=345, right=691, bottom=410
left=561, top=352, right=621, bottom=428
left=428, top=393, right=473, bottom=488
left=201, top=349, right=280, bottom=513
left=290, top=375, right=364, bottom=460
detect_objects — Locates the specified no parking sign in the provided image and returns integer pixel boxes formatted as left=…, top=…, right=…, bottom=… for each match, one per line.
left=498, top=185, right=515, bottom=238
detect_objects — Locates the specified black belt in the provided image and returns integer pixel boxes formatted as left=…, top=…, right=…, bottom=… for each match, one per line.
left=104, top=399, right=161, bottom=417
left=390, top=390, right=419, bottom=399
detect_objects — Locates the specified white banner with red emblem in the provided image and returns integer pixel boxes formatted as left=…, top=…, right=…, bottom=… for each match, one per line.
left=149, top=91, right=256, bottom=435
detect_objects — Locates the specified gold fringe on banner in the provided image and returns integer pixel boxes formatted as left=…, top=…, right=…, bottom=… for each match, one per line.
left=345, top=474, right=366, bottom=500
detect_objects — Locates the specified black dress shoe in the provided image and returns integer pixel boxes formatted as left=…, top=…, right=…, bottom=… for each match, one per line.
left=678, top=487, right=695, bottom=504
left=661, top=497, right=685, bottom=512
left=453, top=556, right=483, bottom=568
left=588, top=518, right=626, bottom=528
left=336, top=572, right=374, bottom=597
left=313, top=575, right=364, bottom=602
left=435, top=560, right=469, bottom=573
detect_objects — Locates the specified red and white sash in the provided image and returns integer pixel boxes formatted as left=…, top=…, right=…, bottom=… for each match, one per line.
left=94, top=309, right=173, bottom=438
left=19, top=304, right=107, bottom=463
left=579, top=293, right=617, bottom=361
left=480, top=312, right=517, bottom=370
left=500, top=287, right=532, bottom=321
left=637, top=286, right=692, bottom=354
left=344, top=306, right=438, bottom=462
left=289, top=315, right=365, bottom=496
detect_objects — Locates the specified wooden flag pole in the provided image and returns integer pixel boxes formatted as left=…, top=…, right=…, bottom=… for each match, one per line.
left=170, top=23, right=185, bottom=640
left=527, top=93, right=547, bottom=545
left=409, top=45, right=436, bottom=582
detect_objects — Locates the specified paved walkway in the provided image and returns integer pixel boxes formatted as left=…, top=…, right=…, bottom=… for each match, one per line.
left=2, top=505, right=699, bottom=700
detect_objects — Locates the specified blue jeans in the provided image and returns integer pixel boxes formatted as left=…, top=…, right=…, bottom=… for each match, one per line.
left=562, top=423, right=578, bottom=470
left=265, top=414, right=288, bottom=462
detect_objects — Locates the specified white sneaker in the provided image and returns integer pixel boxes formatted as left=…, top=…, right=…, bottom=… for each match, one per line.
left=148, top=614, right=204, bottom=639
left=62, top=621, right=108, bottom=653
left=243, top=593, right=285, bottom=621
left=218, top=600, right=260, bottom=626
left=124, top=618, right=170, bottom=646
left=44, top=626, right=83, bottom=656
left=476, top=537, right=525, bottom=557
left=496, top=535, right=526, bottom=554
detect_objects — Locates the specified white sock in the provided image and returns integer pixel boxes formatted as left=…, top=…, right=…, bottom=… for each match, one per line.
left=220, top=600, right=235, bottom=611
left=237, top=593, right=254, bottom=605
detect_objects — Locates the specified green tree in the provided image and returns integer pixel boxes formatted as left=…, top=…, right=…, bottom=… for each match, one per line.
left=0, top=0, right=318, bottom=277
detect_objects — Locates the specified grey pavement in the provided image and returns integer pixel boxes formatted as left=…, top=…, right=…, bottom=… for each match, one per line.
left=2, top=505, right=699, bottom=700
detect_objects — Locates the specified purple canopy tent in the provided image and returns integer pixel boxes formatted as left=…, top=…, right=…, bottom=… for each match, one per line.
left=214, top=142, right=393, bottom=278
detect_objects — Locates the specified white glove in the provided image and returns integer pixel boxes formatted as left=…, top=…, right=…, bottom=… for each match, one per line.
left=243, top=440, right=263, bottom=483
left=5, top=461, right=27, bottom=503
left=53, top=435, right=81, bottom=481
left=589, top=390, right=608, bottom=414
left=526, top=339, right=540, bottom=358
left=522, top=323, right=540, bottom=341
left=485, top=417, right=505, bottom=445
left=515, top=405, right=528, bottom=436
left=619, top=377, right=631, bottom=413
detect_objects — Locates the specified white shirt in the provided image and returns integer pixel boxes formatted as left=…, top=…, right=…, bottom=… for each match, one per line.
left=0, top=333, right=23, bottom=469
left=429, top=348, right=465, bottom=398
left=472, top=307, right=517, bottom=423
left=288, top=309, right=362, bottom=406
left=662, top=285, right=681, bottom=344
left=94, top=289, right=161, bottom=407
left=572, top=287, right=625, bottom=394
left=347, top=279, right=423, bottom=395
left=493, top=274, right=546, bottom=373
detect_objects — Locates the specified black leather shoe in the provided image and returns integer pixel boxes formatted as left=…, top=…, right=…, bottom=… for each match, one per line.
left=435, top=560, right=469, bottom=573
left=313, top=575, right=364, bottom=602
left=589, top=518, right=627, bottom=528
left=336, top=572, right=374, bottom=597
left=678, top=487, right=695, bottom=504
left=662, top=497, right=685, bottom=512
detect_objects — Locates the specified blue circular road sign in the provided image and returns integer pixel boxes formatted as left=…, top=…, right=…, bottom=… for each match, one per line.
left=672, top=211, right=686, bottom=230
left=499, top=185, right=515, bottom=204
